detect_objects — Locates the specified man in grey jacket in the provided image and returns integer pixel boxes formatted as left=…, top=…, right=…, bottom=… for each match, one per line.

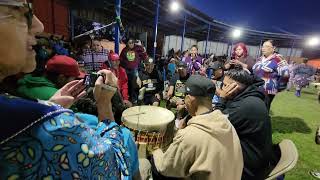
left=152, top=75, right=243, bottom=180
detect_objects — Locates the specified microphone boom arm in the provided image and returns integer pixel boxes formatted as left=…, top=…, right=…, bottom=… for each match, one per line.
left=73, top=21, right=117, bottom=40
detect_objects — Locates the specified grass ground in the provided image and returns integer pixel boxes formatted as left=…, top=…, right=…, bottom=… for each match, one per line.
left=271, top=87, right=320, bottom=180
left=159, top=87, right=320, bottom=179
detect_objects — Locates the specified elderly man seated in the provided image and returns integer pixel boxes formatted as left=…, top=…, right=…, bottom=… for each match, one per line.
left=152, top=75, right=243, bottom=180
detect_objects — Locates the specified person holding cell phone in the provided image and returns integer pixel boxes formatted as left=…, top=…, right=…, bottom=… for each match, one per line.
left=225, top=42, right=256, bottom=72
left=183, top=45, right=203, bottom=74
left=0, top=1, right=139, bottom=179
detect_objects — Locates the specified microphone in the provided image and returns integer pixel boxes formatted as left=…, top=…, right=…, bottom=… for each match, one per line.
left=115, top=16, right=125, bottom=33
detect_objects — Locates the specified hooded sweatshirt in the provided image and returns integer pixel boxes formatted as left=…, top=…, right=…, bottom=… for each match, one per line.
left=17, top=74, right=58, bottom=100
left=215, top=77, right=275, bottom=180
left=153, top=110, right=243, bottom=180
left=120, top=45, right=147, bottom=70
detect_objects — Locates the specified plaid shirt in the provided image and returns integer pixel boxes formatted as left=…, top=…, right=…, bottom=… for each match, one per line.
left=80, top=49, right=109, bottom=72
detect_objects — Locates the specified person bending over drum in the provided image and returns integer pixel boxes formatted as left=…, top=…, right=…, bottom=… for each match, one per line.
left=151, top=75, right=243, bottom=180
left=137, top=57, right=162, bottom=106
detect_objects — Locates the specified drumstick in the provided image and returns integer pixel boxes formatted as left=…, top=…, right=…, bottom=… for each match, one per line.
left=137, top=106, right=142, bottom=129
left=122, top=112, right=146, bottom=117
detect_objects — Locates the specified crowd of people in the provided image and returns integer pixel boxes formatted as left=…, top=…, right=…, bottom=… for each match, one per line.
left=0, top=0, right=319, bottom=179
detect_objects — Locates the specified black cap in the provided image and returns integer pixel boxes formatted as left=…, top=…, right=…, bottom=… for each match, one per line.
left=185, top=75, right=215, bottom=97
left=177, top=61, right=187, bottom=69
left=209, top=61, right=224, bottom=71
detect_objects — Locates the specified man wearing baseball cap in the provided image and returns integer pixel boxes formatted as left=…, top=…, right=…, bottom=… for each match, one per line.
left=17, top=55, right=85, bottom=100
left=152, top=75, right=243, bottom=180
left=207, top=61, right=225, bottom=105
left=106, top=52, right=132, bottom=107
left=137, top=57, right=162, bottom=106
left=167, top=61, right=190, bottom=99
left=166, top=61, right=190, bottom=119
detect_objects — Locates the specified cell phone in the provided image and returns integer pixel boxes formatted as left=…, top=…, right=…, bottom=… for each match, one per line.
left=83, top=72, right=105, bottom=87
left=83, top=72, right=117, bottom=92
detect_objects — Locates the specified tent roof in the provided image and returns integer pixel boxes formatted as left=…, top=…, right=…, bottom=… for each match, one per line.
left=72, top=0, right=304, bottom=47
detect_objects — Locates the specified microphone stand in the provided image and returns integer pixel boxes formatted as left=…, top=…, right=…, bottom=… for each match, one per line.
left=73, top=21, right=117, bottom=40
left=89, top=34, right=96, bottom=72
left=73, top=21, right=117, bottom=72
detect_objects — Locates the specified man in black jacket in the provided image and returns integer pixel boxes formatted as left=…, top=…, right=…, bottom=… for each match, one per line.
left=137, top=57, right=162, bottom=106
left=215, top=67, right=278, bottom=180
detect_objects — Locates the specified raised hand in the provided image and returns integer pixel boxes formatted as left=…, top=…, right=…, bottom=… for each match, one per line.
left=49, top=80, right=86, bottom=109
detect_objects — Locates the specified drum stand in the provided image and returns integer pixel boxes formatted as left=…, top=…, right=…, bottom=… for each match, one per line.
left=137, top=142, right=148, bottom=159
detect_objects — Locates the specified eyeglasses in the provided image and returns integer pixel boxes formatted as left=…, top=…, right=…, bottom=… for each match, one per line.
left=0, top=2, right=33, bottom=29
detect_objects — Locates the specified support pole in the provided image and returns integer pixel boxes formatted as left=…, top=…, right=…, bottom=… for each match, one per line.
left=70, top=9, right=75, bottom=39
left=257, top=39, right=263, bottom=59
left=288, top=39, right=295, bottom=62
left=181, top=13, right=187, bottom=51
left=204, top=24, right=211, bottom=58
left=115, top=0, right=121, bottom=54
left=153, top=0, right=160, bottom=60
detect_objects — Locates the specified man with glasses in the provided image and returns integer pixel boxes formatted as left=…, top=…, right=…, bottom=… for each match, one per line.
left=152, top=75, right=243, bottom=179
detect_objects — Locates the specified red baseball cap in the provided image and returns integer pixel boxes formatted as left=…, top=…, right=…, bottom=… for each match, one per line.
left=109, top=53, right=120, bottom=62
left=46, top=55, right=85, bottom=78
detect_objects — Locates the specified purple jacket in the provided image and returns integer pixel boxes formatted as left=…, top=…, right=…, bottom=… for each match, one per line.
left=183, top=55, right=203, bottom=74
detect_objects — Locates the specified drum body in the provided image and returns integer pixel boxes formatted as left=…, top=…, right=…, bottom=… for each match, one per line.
left=122, top=106, right=175, bottom=155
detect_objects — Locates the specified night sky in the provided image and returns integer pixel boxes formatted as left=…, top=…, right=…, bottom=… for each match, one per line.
left=187, top=0, right=320, bottom=36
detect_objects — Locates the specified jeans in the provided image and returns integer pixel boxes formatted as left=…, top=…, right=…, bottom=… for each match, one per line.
left=126, top=69, right=138, bottom=103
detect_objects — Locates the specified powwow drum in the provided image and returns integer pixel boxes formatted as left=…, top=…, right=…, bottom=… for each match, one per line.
left=122, top=106, right=175, bottom=157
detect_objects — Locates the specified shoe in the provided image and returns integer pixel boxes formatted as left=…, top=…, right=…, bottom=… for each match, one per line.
left=276, top=174, right=285, bottom=180
left=295, top=90, right=301, bottom=97
left=309, top=170, right=320, bottom=179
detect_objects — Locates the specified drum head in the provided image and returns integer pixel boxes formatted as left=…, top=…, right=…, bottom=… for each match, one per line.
left=122, top=106, right=174, bottom=132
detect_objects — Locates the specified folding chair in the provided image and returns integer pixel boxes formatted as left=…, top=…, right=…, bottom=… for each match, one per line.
left=265, top=139, right=298, bottom=180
